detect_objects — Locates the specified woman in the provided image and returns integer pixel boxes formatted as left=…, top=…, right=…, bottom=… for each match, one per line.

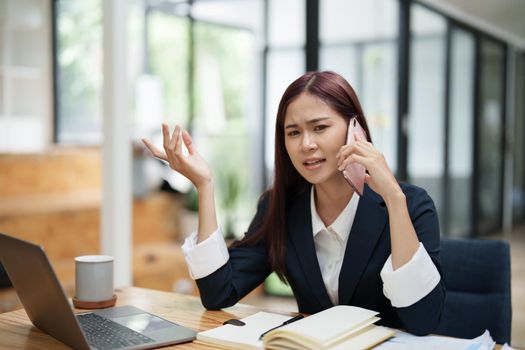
left=142, top=71, right=445, bottom=335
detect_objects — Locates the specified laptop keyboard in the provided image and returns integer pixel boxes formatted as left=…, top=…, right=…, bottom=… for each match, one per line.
left=77, top=312, right=155, bottom=350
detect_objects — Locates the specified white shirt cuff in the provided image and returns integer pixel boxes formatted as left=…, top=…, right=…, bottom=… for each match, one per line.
left=380, top=242, right=441, bottom=308
left=181, top=228, right=229, bottom=280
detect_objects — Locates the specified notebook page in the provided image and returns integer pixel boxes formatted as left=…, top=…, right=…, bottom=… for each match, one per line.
left=197, top=312, right=290, bottom=349
left=330, top=325, right=395, bottom=350
left=278, top=305, right=379, bottom=344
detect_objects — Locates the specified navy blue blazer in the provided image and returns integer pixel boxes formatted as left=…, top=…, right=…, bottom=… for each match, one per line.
left=196, top=183, right=445, bottom=335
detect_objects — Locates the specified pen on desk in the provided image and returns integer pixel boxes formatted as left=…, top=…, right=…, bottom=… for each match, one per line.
left=258, top=314, right=304, bottom=340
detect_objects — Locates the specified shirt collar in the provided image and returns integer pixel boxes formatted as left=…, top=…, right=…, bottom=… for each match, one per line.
left=310, top=186, right=360, bottom=241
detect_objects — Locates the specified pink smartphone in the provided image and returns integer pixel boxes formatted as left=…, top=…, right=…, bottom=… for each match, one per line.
left=343, top=118, right=367, bottom=196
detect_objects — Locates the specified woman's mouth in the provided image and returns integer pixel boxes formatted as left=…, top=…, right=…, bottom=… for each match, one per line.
left=303, top=158, right=326, bottom=170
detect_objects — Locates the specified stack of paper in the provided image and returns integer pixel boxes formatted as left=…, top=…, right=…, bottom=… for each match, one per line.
left=373, top=329, right=498, bottom=350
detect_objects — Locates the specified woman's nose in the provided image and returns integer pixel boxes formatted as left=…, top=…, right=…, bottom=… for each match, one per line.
left=301, top=134, right=317, bottom=151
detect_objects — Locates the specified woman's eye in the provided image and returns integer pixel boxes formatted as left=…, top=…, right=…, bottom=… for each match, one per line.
left=287, top=130, right=299, bottom=137
left=314, top=125, right=328, bottom=132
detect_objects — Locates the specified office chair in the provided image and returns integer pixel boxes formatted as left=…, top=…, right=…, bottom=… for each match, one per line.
left=434, top=237, right=512, bottom=344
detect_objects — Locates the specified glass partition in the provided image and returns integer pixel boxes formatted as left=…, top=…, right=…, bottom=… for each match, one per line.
left=265, top=50, right=305, bottom=180
left=361, top=41, right=398, bottom=171
left=407, top=4, right=446, bottom=226
left=447, top=27, right=475, bottom=237
left=320, top=0, right=398, bottom=172
left=513, top=52, right=525, bottom=224
left=477, top=39, right=505, bottom=234
left=320, top=0, right=398, bottom=43
left=268, top=0, right=305, bottom=48
left=265, top=0, right=305, bottom=180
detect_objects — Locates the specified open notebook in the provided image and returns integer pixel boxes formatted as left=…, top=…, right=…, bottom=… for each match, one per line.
left=195, top=305, right=394, bottom=350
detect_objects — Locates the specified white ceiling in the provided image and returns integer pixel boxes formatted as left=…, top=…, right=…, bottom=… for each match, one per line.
left=419, top=0, right=525, bottom=49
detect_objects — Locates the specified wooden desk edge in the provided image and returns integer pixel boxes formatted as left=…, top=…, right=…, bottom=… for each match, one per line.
left=0, top=287, right=515, bottom=349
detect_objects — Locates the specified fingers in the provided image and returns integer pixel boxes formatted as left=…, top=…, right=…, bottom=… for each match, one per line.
left=174, top=126, right=183, bottom=156
left=337, top=139, right=378, bottom=169
left=162, top=123, right=170, bottom=149
left=161, top=123, right=195, bottom=168
left=168, top=125, right=181, bottom=150
left=142, top=138, right=168, bottom=161
left=336, top=145, right=351, bottom=167
left=336, top=144, right=355, bottom=159
left=337, top=140, right=376, bottom=163
left=163, top=124, right=183, bottom=159
left=338, top=153, right=368, bottom=171
left=337, top=143, right=364, bottom=166
left=182, top=130, right=195, bottom=155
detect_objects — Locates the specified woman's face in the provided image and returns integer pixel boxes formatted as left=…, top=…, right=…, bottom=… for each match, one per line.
left=284, top=93, right=348, bottom=186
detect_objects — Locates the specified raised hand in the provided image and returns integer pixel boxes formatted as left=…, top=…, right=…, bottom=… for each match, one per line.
left=142, top=124, right=213, bottom=190
left=336, top=131, right=402, bottom=201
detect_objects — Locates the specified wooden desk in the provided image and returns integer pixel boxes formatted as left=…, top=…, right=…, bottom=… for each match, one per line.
left=0, top=286, right=507, bottom=349
left=0, top=286, right=288, bottom=349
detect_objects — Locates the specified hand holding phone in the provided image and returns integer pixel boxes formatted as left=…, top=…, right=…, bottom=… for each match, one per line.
left=342, top=118, right=367, bottom=196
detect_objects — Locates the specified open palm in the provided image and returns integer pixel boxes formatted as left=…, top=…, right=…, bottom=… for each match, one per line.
left=142, top=124, right=213, bottom=189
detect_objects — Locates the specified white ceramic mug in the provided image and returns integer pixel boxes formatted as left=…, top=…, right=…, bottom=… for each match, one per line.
left=75, top=255, right=114, bottom=302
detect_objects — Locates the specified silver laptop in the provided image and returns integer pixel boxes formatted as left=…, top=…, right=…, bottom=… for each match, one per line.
left=0, top=233, right=196, bottom=350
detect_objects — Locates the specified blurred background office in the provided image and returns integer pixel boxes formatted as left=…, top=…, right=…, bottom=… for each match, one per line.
left=0, top=0, right=524, bottom=346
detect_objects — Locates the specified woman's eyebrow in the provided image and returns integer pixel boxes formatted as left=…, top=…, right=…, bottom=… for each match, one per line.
left=285, top=117, right=330, bottom=129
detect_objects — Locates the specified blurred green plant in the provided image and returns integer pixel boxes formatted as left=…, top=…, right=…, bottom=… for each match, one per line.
left=216, top=170, right=241, bottom=239
left=184, top=187, right=199, bottom=212
left=149, top=13, right=190, bottom=125
left=264, top=273, right=294, bottom=297
left=56, top=0, right=102, bottom=125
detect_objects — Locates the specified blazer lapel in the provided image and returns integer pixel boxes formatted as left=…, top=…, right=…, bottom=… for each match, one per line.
left=287, top=189, right=333, bottom=309
left=338, top=185, right=388, bottom=305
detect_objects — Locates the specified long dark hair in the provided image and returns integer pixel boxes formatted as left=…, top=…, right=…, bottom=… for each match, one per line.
left=238, top=71, right=372, bottom=281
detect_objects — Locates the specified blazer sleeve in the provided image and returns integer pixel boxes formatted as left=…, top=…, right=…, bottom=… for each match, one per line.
left=195, top=194, right=272, bottom=310
left=395, top=186, right=446, bottom=335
